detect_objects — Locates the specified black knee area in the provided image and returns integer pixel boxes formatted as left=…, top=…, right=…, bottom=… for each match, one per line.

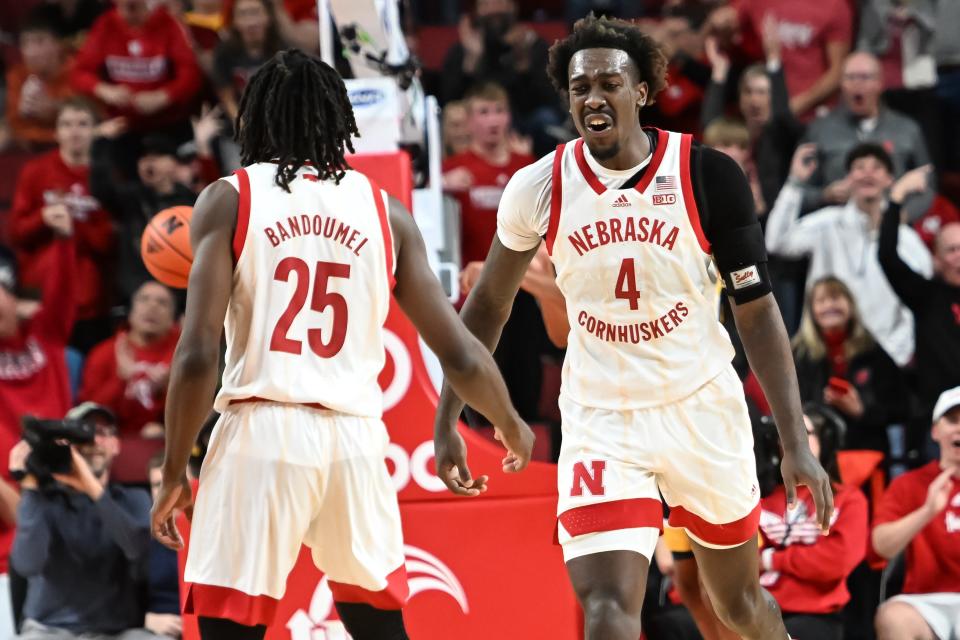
left=198, top=616, right=267, bottom=640
left=334, top=601, right=409, bottom=640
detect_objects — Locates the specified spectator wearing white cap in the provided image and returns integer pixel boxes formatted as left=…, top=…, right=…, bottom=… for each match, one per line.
left=872, top=385, right=960, bottom=640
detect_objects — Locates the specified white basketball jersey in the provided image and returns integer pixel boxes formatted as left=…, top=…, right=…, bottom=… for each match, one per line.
left=547, top=130, right=735, bottom=410
left=214, top=163, right=394, bottom=417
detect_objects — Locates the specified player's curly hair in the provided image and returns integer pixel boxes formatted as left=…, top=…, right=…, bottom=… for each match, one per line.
left=547, top=14, right=669, bottom=104
left=237, top=49, right=359, bottom=190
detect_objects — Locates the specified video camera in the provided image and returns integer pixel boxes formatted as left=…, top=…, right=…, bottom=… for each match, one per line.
left=21, top=416, right=95, bottom=487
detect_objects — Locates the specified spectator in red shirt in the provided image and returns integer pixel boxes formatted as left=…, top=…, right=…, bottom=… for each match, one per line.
left=442, top=81, right=547, bottom=421
left=759, top=404, right=869, bottom=640
left=873, top=386, right=960, bottom=640
left=707, top=0, right=852, bottom=120
left=8, top=98, right=114, bottom=352
left=0, top=238, right=76, bottom=485
left=5, top=11, right=75, bottom=150
left=645, top=6, right=711, bottom=135
left=442, top=81, right=534, bottom=268
left=79, top=281, right=179, bottom=439
left=70, top=0, right=203, bottom=132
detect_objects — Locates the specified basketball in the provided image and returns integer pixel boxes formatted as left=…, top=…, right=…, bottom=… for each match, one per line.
left=141, top=206, right=193, bottom=289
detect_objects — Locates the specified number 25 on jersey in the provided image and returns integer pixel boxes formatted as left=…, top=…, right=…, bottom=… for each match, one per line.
left=270, top=257, right=351, bottom=357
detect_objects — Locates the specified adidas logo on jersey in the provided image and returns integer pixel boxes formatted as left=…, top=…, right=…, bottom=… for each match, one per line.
left=612, top=194, right=631, bottom=208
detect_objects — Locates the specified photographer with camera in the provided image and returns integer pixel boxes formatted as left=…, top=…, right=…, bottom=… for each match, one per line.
left=9, top=402, right=153, bottom=640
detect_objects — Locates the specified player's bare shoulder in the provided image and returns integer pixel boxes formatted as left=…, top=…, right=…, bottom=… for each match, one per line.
left=191, top=178, right=240, bottom=242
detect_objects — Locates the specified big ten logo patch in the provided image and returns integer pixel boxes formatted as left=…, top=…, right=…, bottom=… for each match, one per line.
left=571, top=460, right=606, bottom=497
left=652, top=193, right=676, bottom=206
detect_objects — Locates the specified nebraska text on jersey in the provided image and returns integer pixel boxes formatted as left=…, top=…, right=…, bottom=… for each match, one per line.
left=567, top=215, right=679, bottom=256
left=532, top=130, right=736, bottom=410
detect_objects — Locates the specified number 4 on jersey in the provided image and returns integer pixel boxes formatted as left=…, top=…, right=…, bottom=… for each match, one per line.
left=615, top=258, right=641, bottom=310
left=270, top=258, right=351, bottom=357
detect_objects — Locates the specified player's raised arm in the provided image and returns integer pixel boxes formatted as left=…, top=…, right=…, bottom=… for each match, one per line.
left=388, top=198, right=535, bottom=493
left=152, top=180, right=237, bottom=549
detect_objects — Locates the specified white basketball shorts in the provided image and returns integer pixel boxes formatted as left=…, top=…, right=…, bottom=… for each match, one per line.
left=183, top=401, right=407, bottom=626
left=556, top=365, right=761, bottom=562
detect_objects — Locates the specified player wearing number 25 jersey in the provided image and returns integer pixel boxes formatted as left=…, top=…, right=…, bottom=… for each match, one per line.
left=150, top=50, right=534, bottom=640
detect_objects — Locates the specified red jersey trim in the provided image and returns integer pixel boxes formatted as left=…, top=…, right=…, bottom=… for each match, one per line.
left=572, top=128, right=669, bottom=196
left=184, top=582, right=280, bottom=627
left=558, top=497, right=664, bottom=537
left=679, top=134, right=711, bottom=254
left=368, top=178, right=396, bottom=290
left=232, top=168, right=252, bottom=266
left=573, top=139, right=606, bottom=195
left=328, top=564, right=409, bottom=609
left=545, top=143, right=566, bottom=256
left=669, top=501, right=761, bottom=547
left=634, top=128, right=669, bottom=194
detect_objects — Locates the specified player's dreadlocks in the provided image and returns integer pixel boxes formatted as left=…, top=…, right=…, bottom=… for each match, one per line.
left=547, top=14, right=669, bottom=105
left=236, top=49, right=359, bottom=190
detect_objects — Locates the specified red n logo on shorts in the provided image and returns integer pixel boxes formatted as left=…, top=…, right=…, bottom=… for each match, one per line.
left=571, top=461, right=606, bottom=497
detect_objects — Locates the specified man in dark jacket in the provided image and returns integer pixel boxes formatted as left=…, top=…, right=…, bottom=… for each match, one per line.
left=90, top=127, right=194, bottom=308
left=878, top=164, right=960, bottom=459
left=9, top=402, right=153, bottom=639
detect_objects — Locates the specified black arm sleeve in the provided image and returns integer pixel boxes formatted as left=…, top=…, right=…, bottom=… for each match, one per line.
left=694, top=145, right=773, bottom=304
left=877, top=200, right=933, bottom=311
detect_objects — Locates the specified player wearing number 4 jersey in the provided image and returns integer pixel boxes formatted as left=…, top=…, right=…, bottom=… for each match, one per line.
left=434, top=16, right=834, bottom=640
left=149, top=50, right=535, bottom=640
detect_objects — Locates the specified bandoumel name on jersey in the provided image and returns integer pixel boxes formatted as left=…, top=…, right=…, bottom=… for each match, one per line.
left=214, top=163, right=395, bottom=418
left=546, top=130, right=734, bottom=409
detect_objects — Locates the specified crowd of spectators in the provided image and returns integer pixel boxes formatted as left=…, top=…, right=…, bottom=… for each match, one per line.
left=0, top=0, right=958, bottom=638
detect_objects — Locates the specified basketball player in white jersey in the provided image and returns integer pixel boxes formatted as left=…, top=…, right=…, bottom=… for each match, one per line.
left=150, top=50, right=535, bottom=640
left=435, top=16, right=834, bottom=640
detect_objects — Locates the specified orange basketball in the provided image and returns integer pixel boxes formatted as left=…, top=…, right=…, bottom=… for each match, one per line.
left=141, top=206, right=193, bottom=289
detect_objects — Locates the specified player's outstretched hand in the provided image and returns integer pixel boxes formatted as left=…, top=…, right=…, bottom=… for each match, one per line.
left=151, top=474, right=194, bottom=550
left=781, top=447, right=835, bottom=533
left=435, top=427, right=489, bottom=497
left=494, top=419, right=535, bottom=473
